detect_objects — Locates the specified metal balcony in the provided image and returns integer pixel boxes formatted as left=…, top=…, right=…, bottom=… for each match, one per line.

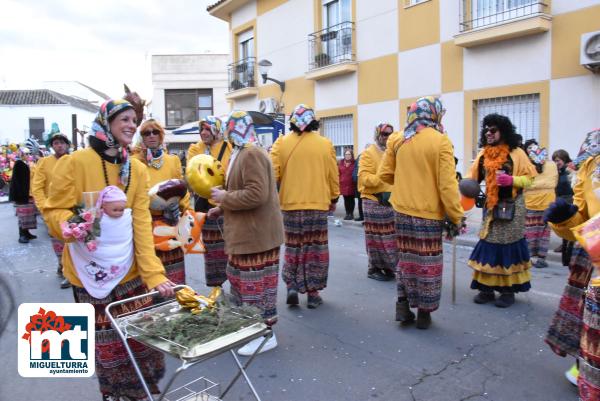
left=308, top=21, right=355, bottom=71
left=459, top=1, right=548, bottom=32
left=227, top=57, right=256, bottom=92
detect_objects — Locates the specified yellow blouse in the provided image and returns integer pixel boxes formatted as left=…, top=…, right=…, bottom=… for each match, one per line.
left=358, top=144, right=393, bottom=202
left=31, top=155, right=59, bottom=214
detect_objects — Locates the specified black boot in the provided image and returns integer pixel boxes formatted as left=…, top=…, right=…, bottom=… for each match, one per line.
left=495, top=292, right=515, bottom=308
left=286, top=288, right=299, bottom=305
left=18, top=228, right=29, bottom=244
left=395, top=300, right=415, bottom=323
left=473, top=291, right=495, bottom=304
left=24, top=230, right=37, bottom=239
left=416, top=310, right=432, bottom=329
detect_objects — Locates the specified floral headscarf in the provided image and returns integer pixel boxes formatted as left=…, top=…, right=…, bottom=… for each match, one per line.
left=574, top=129, right=600, bottom=168
left=404, top=96, right=445, bottom=141
left=199, top=116, right=223, bottom=143
left=136, top=119, right=165, bottom=170
left=527, top=145, right=548, bottom=166
left=289, top=104, right=316, bottom=132
left=90, top=99, right=134, bottom=186
left=374, top=122, right=393, bottom=150
left=225, top=110, right=256, bottom=148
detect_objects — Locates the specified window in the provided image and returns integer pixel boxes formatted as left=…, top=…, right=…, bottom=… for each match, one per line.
left=318, top=0, right=352, bottom=64
left=237, top=29, right=254, bottom=61
left=404, top=0, right=428, bottom=7
left=474, top=93, right=540, bottom=158
left=468, top=0, right=542, bottom=29
left=321, top=114, right=353, bottom=158
left=165, top=89, right=213, bottom=128
left=28, top=118, right=44, bottom=141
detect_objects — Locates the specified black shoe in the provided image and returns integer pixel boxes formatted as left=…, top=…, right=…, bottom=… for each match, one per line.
left=473, top=291, right=495, bottom=304
left=57, top=265, right=63, bottom=277
left=368, top=270, right=387, bottom=281
left=307, top=294, right=323, bottom=309
left=60, top=278, right=71, bottom=289
left=286, top=288, right=299, bottom=305
left=18, top=235, right=29, bottom=244
left=382, top=270, right=396, bottom=281
left=495, top=292, right=515, bottom=308
left=343, top=215, right=353, bottom=220
left=24, top=230, right=37, bottom=239
left=534, top=259, right=548, bottom=269
left=354, top=217, right=364, bottom=222
left=416, top=311, right=432, bottom=330
left=395, top=300, right=415, bottom=322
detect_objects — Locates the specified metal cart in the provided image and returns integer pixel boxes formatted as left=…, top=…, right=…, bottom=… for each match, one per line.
left=106, top=285, right=271, bottom=401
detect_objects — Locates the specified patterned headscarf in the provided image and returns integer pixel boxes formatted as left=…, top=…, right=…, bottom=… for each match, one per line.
left=90, top=99, right=134, bottom=186
left=225, top=110, right=256, bottom=148
left=374, top=122, right=394, bottom=150
left=136, top=119, right=165, bottom=170
left=199, top=116, right=223, bottom=143
left=574, top=129, right=600, bottom=168
left=289, top=104, right=316, bottom=132
left=527, top=145, right=548, bottom=166
left=404, top=96, right=445, bottom=141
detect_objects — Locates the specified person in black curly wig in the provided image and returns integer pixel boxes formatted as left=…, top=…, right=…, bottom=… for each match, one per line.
left=478, top=113, right=521, bottom=150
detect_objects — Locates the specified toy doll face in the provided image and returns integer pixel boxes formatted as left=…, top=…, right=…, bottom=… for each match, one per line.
left=102, top=200, right=126, bottom=218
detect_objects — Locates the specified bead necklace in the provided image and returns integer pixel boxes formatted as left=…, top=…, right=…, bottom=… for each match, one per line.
left=101, top=159, right=131, bottom=194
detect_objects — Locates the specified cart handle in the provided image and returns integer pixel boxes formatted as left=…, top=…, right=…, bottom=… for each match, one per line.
left=105, top=284, right=191, bottom=320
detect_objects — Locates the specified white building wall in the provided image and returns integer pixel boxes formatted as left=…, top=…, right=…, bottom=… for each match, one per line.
left=463, top=33, right=551, bottom=90
left=356, top=2, right=398, bottom=61
left=440, top=91, right=466, bottom=167
left=551, top=0, right=600, bottom=15
left=315, top=73, right=358, bottom=110
left=439, top=0, right=461, bottom=42
left=398, top=44, right=441, bottom=98
left=357, top=100, right=400, bottom=152
left=231, top=96, right=258, bottom=113
left=0, top=105, right=96, bottom=145
left=231, top=0, right=257, bottom=29
left=256, top=0, right=313, bottom=80
left=549, top=75, right=600, bottom=157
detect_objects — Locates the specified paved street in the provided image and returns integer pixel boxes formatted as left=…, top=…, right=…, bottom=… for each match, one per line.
left=0, top=201, right=578, bottom=401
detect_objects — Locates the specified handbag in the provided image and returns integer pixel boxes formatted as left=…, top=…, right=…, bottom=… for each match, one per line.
left=375, top=192, right=391, bottom=207
left=493, top=199, right=515, bottom=221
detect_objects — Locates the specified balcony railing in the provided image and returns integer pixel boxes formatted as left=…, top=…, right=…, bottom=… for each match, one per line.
left=227, top=57, right=256, bottom=92
left=459, top=1, right=548, bottom=32
left=308, top=21, right=355, bottom=71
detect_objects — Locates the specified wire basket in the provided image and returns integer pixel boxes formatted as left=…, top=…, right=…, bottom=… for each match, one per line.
left=163, top=376, right=221, bottom=401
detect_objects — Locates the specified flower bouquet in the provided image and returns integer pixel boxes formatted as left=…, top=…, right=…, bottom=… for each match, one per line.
left=61, top=208, right=101, bottom=251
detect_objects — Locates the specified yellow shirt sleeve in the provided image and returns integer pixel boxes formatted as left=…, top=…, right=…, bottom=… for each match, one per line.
left=438, top=136, right=464, bottom=225
left=31, top=157, right=48, bottom=213
left=173, top=156, right=190, bottom=211
left=378, top=133, right=401, bottom=185
left=270, top=136, right=282, bottom=183
left=44, top=155, right=76, bottom=241
left=325, top=138, right=340, bottom=200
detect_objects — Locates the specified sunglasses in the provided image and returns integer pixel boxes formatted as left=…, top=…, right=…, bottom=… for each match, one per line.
left=485, top=127, right=498, bottom=134
left=381, top=131, right=393, bottom=137
left=141, top=129, right=161, bottom=137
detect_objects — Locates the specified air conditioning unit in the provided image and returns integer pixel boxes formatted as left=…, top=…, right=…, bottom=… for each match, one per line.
left=258, top=97, right=279, bottom=114
left=581, top=30, right=600, bottom=73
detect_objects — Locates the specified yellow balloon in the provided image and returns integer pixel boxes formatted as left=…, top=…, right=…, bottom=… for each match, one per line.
left=186, top=154, right=225, bottom=199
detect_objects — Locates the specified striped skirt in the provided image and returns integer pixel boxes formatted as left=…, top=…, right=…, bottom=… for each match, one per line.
left=363, top=199, right=398, bottom=274
left=152, top=215, right=185, bottom=285
left=395, top=212, right=444, bottom=312
left=580, top=284, right=600, bottom=401
left=50, top=237, right=64, bottom=264
left=525, top=209, right=551, bottom=259
left=73, top=277, right=165, bottom=400
left=15, top=202, right=37, bottom=229
left=282, top=210, right=329, bottom=294
left=227, top=247, right=280, bottom=326
left=203, top=216, right=227, bottom=287
left=545, top=244, right=593, bottom=357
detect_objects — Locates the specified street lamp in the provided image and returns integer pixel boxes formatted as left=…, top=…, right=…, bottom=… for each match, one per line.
left=258, top=59, right=285, bottom=93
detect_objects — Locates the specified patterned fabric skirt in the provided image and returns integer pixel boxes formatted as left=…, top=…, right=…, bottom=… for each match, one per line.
left=203, top=216, right=227, bottom=287
left=580, top=284, right=600, bottom=401
left=227, top=247, right=280, bottom=326
left=73, top=277, right=165, bottom=400
left=282, top=210, right=329, bottom=294
left=50, top=237, right=64, bottom=264
left=545, top=244, right=593, bottom=357
left=525, top=209, right=551, bottom=259
left=152, top=215, right=185, bottom=285
left=394, top=212, right=444, bottom=312
left=363, top=199, right=398, bottom=274
left=15, top=202, right=37, bottom=229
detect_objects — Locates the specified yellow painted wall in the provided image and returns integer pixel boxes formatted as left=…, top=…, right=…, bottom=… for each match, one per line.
left=258, top=77, right=315, bottom=115
left=398, top=0, right=440, bottom=51
left=358, top=54, right=398, bottom=105
left=257, top=0, right=287, bottom=16
left=463, top=80, right=549, bottom=171
left=316, top=106, right=358, bottom=155
left=441, top=41, right=463, bottom=93
left=551, top=5, right=600, bottom=79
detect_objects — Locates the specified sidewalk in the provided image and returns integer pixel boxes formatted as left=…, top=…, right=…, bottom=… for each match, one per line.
left=334, top=199, right=564, bottom=264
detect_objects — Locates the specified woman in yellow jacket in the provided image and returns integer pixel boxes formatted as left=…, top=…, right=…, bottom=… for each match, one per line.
left=545, top=129, right=600, bottom=394
left=379, top=96, right=463, bottom=329
left=523, top=139, right=558, bottom=269
left=44, top=99, right=174, bottom=401
left=358, top=122, right=397, bottom=281
left=270, top=104, right=340, bottom=309
left=187, top=116, right=232, bottom=287
left=133, top=119, right=190, bottom=284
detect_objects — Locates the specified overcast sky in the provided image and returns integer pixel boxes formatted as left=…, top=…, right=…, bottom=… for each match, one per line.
left=0, top=0, right=229, bottom=100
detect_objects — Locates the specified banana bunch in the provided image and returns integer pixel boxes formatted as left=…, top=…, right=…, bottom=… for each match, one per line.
left=175, top=287, right=222, bottom=314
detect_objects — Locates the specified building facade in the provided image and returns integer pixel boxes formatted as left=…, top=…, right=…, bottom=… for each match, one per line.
left=150, top=53, right=230, bottom=151
left=208, top=0, right=600, bottom=169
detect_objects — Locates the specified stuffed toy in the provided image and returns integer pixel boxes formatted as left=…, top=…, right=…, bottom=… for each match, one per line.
left=186, top=154, right=225, bottom=200
left=148, top=179, right=187, bottom=212
left=153, top=210, right=206, bottom=254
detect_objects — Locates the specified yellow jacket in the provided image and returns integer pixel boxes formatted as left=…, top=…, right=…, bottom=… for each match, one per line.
left=132, top=152, right=190, bottom=212
left=378, top=128, right=463, bottom=224
left=525, top=160, right=558, bottom=211
left=358, top=144, right=392, bottom=201
left=550, top=156, right=600, bottom=241
left=187, top=139, right=232, bottom=173
left=44, top=148, right=168, bottom=290
left=270, top=131, right=340, bottom=211
left=31, top=155, right=60, bottom=214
